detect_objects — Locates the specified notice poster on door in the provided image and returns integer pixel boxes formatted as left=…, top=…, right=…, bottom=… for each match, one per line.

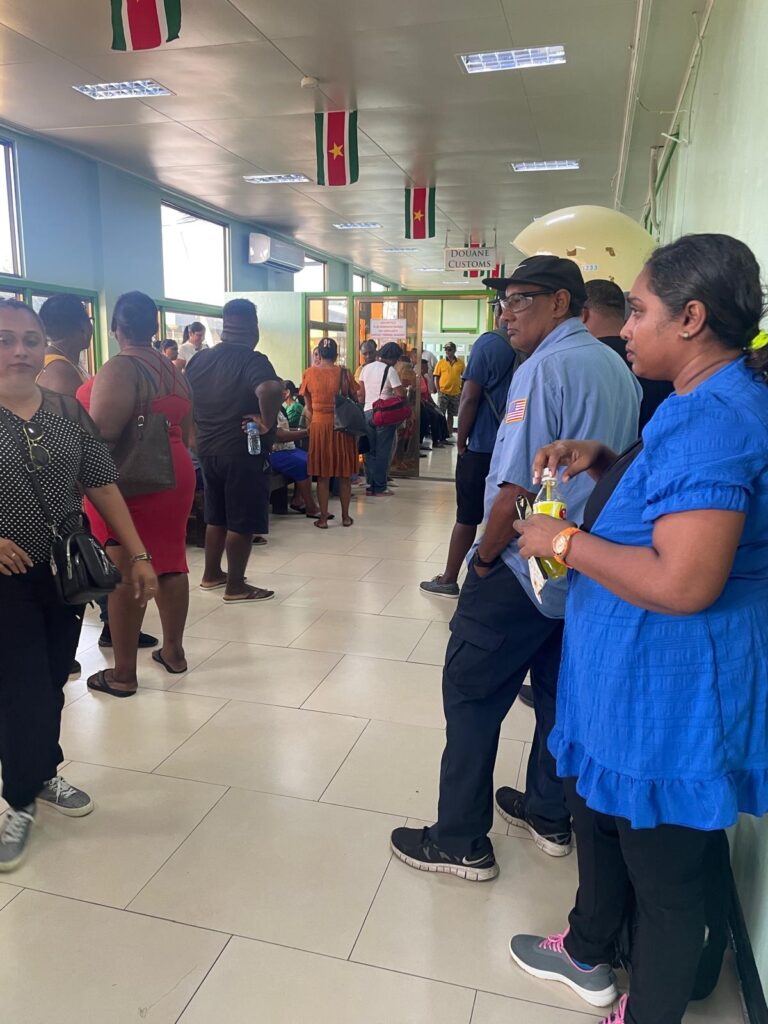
left=369, top=318, right=408, bottom=342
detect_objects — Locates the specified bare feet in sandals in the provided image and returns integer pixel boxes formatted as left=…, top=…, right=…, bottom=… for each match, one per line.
left=342, top=516, right=354, bottom=528
left=222, top=583, right=275, bottom=603
left=87, top=669, right=137, bottom=698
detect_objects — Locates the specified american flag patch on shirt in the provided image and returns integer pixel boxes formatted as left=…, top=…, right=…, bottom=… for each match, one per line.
left=506, top=398, right=528, bottom=424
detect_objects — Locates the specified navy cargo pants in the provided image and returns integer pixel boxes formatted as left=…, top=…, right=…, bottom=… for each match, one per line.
left=430, top=559, right=568, bottom=856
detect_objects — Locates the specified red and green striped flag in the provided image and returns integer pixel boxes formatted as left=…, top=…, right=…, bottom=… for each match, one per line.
left=315, top=111, right=359, bottom=186
left=405, top=187, right=436, bottom=239
left=463, top=240, right=485, bottom=279
left=111, top=0, right=182, bottom=52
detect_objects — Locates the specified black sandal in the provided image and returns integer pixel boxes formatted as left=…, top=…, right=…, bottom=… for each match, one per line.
left=152, top=650, right=187, bottom=675
left=87, top=669, right=136, bottom=698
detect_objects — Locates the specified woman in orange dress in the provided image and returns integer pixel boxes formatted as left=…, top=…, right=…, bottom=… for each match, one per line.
left=300, top=337, right=358, bottom=529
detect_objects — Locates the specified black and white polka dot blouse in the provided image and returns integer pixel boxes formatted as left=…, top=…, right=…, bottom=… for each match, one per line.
left=0, top=391, right=118, bottom=565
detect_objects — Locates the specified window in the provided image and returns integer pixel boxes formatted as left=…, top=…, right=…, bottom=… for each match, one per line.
left=162, top=310, right=223, bottom=348
left=161, top=204, right=228, bottom=306
left=352, top=272, right=366, bottom=292
left=32, top=292, right=97, bottom=375
left=370, top=280, right=390, bottom=292
left=0, top=143, right=20, bottom=276
left=294, top=256, right=326, bottom=292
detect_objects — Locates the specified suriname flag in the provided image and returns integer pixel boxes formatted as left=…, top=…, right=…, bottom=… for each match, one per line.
left=315, top=111, right=359, bottom=186
left=405, top=187, right=436, bottom=239
left=111, top=0, right=182, bottom=52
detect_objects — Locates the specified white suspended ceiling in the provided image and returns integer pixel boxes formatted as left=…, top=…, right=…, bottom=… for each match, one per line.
left=0, top=0, right=708, bottom=287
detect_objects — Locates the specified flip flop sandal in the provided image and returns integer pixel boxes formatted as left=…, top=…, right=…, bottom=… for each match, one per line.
left=152, top=650, right=187, bottom=674
left=288, top=505, right=306, bottom=515
left=314, top=519, right=329, bottom=530
left=222, top=587, right=275, bottom=603
left=253, top=536, right=268, bottom=545
left=87, top=669, right=136, bottom=698
left=342, top=517, right=354, bottom=527
left=305, top=512, right=335, bottom=520
left=200, top=576, right=248, bottom=591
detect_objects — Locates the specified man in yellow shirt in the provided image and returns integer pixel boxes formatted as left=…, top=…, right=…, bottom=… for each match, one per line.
left=433, top=342, right=465, bottom=439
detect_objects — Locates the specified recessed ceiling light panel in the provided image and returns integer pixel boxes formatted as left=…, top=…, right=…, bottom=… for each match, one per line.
left=416, top=267, right=444, bottom=273
left=512, top=160, right=580, bottom=172
left=333, top=222, right=382, bottom=230
left=381, top=247, right=419, bottom=253
left=73, top=79, right=173, bottom=100
left=243, top=174, right=310, bottom=184
left=459, top=46, right=566, bottom=74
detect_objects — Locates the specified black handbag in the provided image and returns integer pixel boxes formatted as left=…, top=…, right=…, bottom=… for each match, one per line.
left=0, top=409, right=121, bottom=605
left=334, top=368, right=367, bottom=436
left=112, top=355, right=176, bottom=498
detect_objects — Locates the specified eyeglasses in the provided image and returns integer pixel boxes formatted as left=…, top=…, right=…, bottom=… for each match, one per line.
left=22, top=421, right=50, bottom=473
left=499, top=290, right=554, bottom=313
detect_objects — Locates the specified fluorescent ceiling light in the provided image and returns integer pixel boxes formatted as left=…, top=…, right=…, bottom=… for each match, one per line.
left=417, top=267, right=444, bottom=273
left=73, top=79, right=172, bottom=100
left=512, top=160, right=580, bottom=172
left=243, top=174, right=310, bottom=184
left=333, top=222, right=382, bottom=230
left=460, top=46, right=566, bottom=75
left=380, top=247, right=419, bottom=253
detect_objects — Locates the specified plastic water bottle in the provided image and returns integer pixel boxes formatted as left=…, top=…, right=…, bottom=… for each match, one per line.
left=532, top=469, right=568, bottom=579
left=246, top=420, right=261, bottom=456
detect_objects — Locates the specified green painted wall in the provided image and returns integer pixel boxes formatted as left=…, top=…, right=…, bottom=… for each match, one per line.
left=655, top=0, right=768, bottom=990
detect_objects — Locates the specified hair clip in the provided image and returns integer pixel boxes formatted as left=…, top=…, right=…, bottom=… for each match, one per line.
left=750, top=330, right=768, bottom=351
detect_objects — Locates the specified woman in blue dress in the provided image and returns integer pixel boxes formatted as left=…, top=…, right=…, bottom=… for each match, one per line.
left=509, top=234, right=768, bottom=1024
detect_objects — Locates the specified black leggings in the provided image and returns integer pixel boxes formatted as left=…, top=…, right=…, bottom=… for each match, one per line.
left=0, top=566, right=82, bottom=809
left=564, top=780, right=729, bottom=1024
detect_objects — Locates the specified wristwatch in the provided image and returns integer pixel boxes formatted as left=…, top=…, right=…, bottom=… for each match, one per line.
left=552, top=528, right=581, bottom=566
left=474, top=550, right=499, bottom=569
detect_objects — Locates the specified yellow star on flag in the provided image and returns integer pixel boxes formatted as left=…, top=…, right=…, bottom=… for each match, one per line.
left=414, top=209, right=424, bottom=221
left=330, top=142, right=344, bottom=159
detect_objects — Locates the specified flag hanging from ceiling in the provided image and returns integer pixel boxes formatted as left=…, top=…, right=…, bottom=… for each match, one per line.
left=463, top=240, right=485, bottom=279
left=315, top=111, right=359, bottom=186
left=111, top=0, right=182, bottom=51
left=405, top=187, right=436, bottom=239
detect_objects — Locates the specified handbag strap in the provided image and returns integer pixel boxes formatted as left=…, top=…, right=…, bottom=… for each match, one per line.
left=379, top=363, right=390, bottom=396
left=337, top=367, right=349, bottom=397
left=0, top=406, right=59, bottom=536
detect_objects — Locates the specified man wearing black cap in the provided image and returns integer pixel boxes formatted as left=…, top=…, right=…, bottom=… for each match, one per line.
left=420, top=296, right=521, bottom=597
left=186, top=298, right=283, bottom=602
left=391, top=256, right=642, bottom=881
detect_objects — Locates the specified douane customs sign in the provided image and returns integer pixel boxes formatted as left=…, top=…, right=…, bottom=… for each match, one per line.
left=444, top=246, right=497, bottom=272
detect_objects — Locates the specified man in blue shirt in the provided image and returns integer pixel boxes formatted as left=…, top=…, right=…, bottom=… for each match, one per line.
left=391, top=256, right=641, bottom=881
left=420, top=300, right=521, bottom=597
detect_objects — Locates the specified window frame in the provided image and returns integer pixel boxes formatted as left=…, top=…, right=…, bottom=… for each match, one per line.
left=0, top=140, right=22, bottom=278
left=369, top=279, right=390, bottom=293
left=352, top=271, right=367, bottom=292
left=160, top=202, right=230, bottom=306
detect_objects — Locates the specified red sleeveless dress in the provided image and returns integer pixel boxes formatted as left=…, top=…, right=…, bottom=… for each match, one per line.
left=77, top=356, right=196, bottom=576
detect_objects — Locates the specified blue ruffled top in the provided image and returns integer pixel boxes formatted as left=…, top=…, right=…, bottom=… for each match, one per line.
left=550, top=358, right=768, bottom=829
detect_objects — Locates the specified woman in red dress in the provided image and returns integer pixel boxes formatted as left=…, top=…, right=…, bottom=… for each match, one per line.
left=78, top=292, right=196, bottom=696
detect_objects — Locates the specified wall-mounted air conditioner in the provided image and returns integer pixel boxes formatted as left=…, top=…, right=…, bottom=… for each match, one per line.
left=248, top=233, right=304, bottom=274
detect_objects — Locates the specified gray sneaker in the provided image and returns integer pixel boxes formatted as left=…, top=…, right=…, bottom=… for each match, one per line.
left=38, top=776, right=94, bottom=817
left=0, top=805, right=35, bottom=872
left=509, top=931, right=618, bottom=1008
left=420, top=576, right=460, bottom=598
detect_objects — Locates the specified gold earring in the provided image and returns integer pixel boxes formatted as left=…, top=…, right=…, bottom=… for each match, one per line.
left=682, top=331, right=690, bottom=339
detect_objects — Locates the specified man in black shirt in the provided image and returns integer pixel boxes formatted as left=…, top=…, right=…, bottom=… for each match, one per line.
left=582, top=279, right=673, bottom=431
left=186, top=299, right=283, bottom=602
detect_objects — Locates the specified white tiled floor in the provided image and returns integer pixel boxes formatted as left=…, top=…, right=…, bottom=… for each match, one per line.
left=2, top=478, right=746, bottom=1022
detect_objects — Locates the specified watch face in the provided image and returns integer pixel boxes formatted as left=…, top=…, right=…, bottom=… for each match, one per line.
left=554, top=535, right=567, bottom=556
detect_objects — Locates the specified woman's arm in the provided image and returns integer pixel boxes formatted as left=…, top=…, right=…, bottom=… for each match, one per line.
left=88, top=359, right=137, bottom=444
left=532, top=440, right=620, bottom=485
left=275, top=426, right=309, bottom=443
left=83, top=483, right=158, bottom=604
left=180, top=409, right=193, bottom=448
left=516, top=508, right=745, bottom=615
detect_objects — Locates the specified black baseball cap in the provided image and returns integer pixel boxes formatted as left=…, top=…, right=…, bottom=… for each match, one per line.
left=483, top=255, right=587, bottom=304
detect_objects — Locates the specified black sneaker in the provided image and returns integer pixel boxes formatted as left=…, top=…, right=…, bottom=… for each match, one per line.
left=495, top=787, right=573, bottom=858
left=99, top=625, right=158, bottom=649
left=518, top=684, right=534, bottom=709
left=68, top=660, right=81, bottom=678
left=390, top=826, right=499, bottom=882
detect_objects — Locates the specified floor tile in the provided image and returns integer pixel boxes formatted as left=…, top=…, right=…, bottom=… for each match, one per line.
left=179, top=936, right=475, bottom=1024
left=408, top=620, right=451, bottom=665
left=501, top=699, right=536, bottom=743
left=303, top=655, right=446, bottom=728
left=291, top=609, right=429, bottom=660
left=346, top=536, right=447, bottom=561
left=190, top=571, right=312, bottom=606
left=471, top=991, right=599, bottom=1023
left=380, top=582, right=459, bottom=622
left=155, top=701, right=366, bottom=799
left=0, top=882, right=21, bottom=910
left=7, top=762, right=225, bottom=907
left=276, top=551, right=382, bottom=580
left=282, top=577, right=402, bottom=614
left=0, top=890, right=226, bottom=1024
left=186, top=601, right=325, bottom=645
left=362, top=559, right=446, bottom=584
left=61, top=689, right=226, bottom=772
left=352, top=827, right=586, bottom=1010
left=67, top=636, right=229, bottom=693
left=129, top=788, right=402, bottom=958
left=170, top=642, right=342, bottom=705
left=514, top=742, right=533, bottom=793
left=322, top=719, right=520, bottom=834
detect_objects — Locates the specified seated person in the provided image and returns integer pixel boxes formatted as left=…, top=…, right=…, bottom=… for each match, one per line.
left=419, top=358, right=448, bottom=448
left=283, top=379, right=305, bottom=428
left=272, top=410, right=321, bottom=518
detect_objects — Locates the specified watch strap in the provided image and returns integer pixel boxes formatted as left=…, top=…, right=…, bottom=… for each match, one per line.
left=553, top=527, right=581, bottom=566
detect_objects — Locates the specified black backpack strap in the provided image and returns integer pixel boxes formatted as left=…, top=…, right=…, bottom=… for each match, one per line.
left=482, top=389, right=504, bottom=425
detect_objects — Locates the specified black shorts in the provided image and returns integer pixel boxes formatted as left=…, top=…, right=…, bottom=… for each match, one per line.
left=455, top=449, right=492, bottom=526
left=200, top=453, right=272, bottom=536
